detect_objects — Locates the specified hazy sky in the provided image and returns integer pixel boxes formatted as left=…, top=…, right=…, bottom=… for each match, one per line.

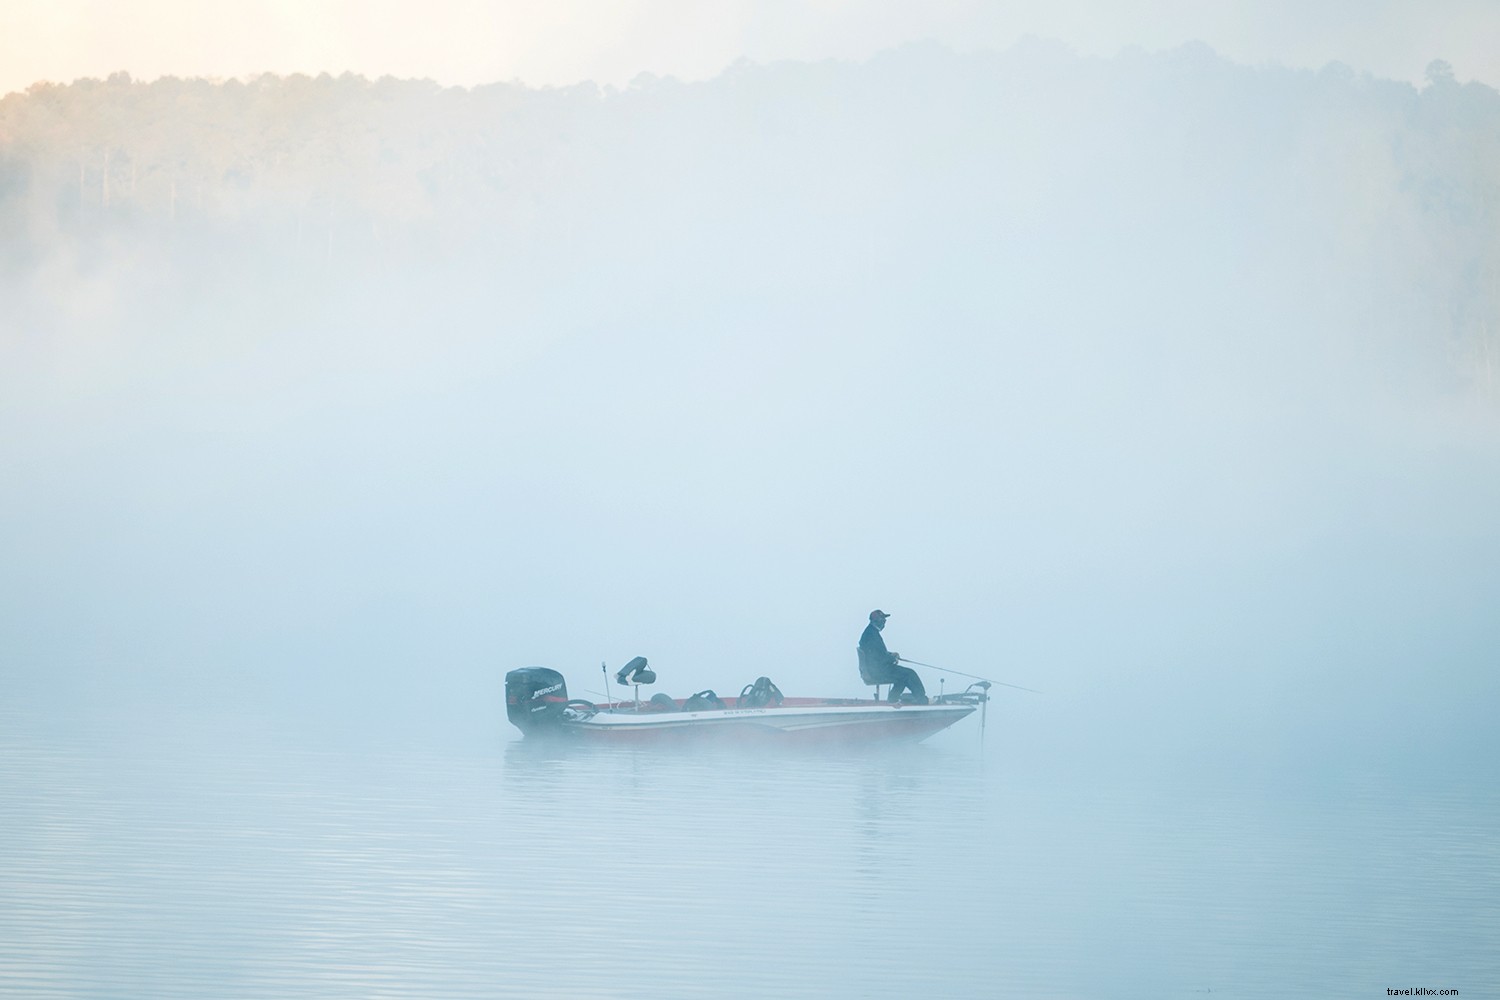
left=2, top=0, right=1496, bottom=97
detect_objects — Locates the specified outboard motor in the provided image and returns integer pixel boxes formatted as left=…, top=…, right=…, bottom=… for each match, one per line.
left=505, top=667, right=569, bottom=735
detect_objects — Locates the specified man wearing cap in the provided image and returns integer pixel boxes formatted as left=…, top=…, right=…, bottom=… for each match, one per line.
left=858, top=610, right=927, bottom=704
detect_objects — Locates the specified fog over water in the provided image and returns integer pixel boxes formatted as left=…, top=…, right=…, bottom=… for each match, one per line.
left=1, top=40, right=1498, bottom=997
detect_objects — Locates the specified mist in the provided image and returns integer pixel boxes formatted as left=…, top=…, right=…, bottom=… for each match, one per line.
left=2, top=42, right=1498, bottom=787
left=4, top=39, right=1500, bottom=999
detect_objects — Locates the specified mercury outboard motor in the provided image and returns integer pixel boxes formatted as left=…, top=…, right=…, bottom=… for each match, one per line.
left=505, top=667, right=569, bottom=734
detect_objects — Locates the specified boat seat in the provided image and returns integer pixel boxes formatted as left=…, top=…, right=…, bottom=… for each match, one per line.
left=856, top=646, right=884, bottom=701
left=615, top=656, right=655, bottom=686
left=682, top=689, right=726, bottom=712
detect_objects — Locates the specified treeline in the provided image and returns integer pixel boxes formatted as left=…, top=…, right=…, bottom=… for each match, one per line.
left=0, top=70, right=570, bottom=254
left=1, top=42, right=1498, bottom=387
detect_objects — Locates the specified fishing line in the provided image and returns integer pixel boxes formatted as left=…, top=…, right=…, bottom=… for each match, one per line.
left=897, top=657, right=1043, bottom=693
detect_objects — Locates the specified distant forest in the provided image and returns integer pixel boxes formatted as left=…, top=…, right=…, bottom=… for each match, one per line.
left=2, top=41, right=1498, bottom=391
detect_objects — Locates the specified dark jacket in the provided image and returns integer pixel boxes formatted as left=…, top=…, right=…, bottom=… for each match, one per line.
left=858, top=622, right=898, bottom=680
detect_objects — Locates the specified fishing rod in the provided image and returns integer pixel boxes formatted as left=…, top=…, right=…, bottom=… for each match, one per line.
left=897, top=657, right=1043, bottom=694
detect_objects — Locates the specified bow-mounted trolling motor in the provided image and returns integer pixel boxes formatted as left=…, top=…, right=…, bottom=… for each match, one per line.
left=932, top=679, right=993, bottom=738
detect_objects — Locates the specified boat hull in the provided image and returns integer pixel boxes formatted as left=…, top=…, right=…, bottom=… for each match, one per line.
left=532, top=698, right=977, bottom=745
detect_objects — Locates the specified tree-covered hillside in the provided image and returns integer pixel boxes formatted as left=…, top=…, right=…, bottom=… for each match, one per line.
left=2, top=41, right=1497, bottom=392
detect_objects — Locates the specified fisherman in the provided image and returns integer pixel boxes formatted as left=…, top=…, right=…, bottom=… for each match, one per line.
left=858, top=609, right=927, bottom=704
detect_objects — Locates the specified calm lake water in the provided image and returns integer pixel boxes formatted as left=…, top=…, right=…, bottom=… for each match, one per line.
left=1, top=703, right=1496, bottom=1000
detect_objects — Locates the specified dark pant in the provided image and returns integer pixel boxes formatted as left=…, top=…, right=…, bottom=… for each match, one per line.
left=885, top=665, right=926, bottom=703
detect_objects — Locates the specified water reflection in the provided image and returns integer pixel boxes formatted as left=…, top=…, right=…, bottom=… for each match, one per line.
left=1, top=719, right=1496, bottom=999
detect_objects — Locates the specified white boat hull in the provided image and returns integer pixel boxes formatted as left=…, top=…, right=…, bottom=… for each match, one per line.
left=551, top=700, right=977, bottom=745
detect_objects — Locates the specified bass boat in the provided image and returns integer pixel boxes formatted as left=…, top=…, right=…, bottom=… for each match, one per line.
left=505, top=658, right=991, bottom=745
